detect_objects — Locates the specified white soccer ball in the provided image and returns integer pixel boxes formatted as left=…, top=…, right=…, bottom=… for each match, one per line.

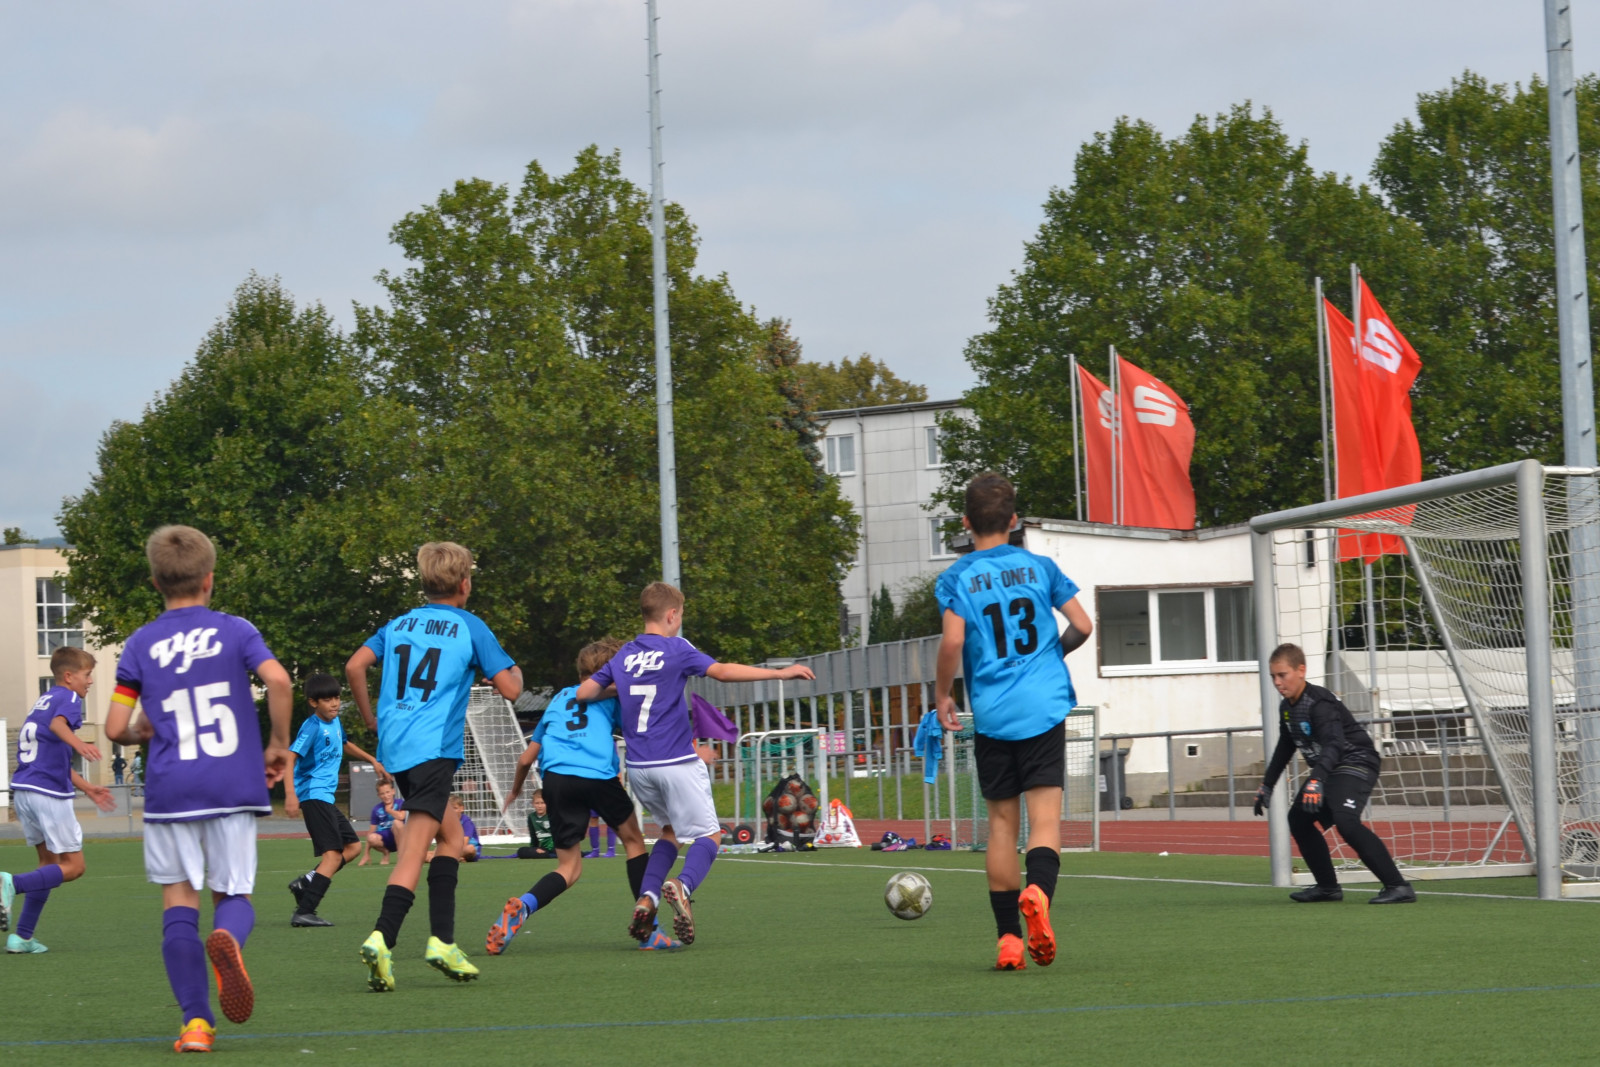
left=884, top=871, right=933, bottom=921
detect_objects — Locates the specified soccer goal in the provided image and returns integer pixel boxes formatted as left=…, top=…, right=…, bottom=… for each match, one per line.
left=451, top=687, right=534, bottom=844
left=1251, top=459, right=1600, bottom=899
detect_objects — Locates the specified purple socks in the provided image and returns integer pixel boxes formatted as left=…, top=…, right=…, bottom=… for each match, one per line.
left=213, top=895, right=255, bottom=949
left=589, top=826, right=601, bottom=853
left=16, top=888, right=49, bottom=939
left=678, top=836, right=718, bottom=895
left=13, top=864, right=63, bottom=894
left=162, top=907, right=213, bottom=1025
left=639, top=839, right=679, bottom=902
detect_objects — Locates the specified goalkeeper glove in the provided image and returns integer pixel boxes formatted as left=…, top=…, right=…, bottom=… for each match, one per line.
left=1252, top=784, right=1271, bottom=817
left=1300, top=778, right=1324, bottom=813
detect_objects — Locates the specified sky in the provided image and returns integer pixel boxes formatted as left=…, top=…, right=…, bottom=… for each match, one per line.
left=0, top=0, right=1564, bottom=536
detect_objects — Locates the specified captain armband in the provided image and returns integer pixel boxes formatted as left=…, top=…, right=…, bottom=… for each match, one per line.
left=111, top=684, right=140, bottom=709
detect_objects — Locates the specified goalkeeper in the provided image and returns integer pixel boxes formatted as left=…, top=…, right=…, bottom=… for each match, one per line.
left=1253, top=643, right=1415, bottom=905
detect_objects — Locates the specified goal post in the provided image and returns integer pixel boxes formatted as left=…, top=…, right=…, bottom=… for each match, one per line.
left=451, top=687, right=536, bottom=844
left=1249, top=459, right=1595, bottom=899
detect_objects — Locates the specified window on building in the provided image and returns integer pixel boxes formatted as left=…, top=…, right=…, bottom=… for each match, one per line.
left=37, top=578, right=83, bottom=657
left=825, top=434, right=856, bottom=475
left=1097, top=585, right=1255, bottom=673
left=925, top=426, right=944, bottom=468
left=929, top=517, right=958, bottom=559
left=38, top=676, right=52, bottom=696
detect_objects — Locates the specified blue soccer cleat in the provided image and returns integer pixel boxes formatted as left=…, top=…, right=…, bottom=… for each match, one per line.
left=6, top=933, right=47, bottom=954
left=638, top=928, right=682, bottom=951
left=486, top=897, right=529, bottom=956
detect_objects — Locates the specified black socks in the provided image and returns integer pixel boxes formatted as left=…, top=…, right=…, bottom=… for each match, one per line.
left=990, top=889, right=1022, bottom=939
left=626, top=853, right=649, bottom=901
left=299, top=872, right=333, bottom=914
left=530, top=872, right=568, bottom=911
left=1025, top=847, right=1061, bottom=902
left=375, top=885, right=415, bottom=948
left=428, top=857, right=459, bottom=944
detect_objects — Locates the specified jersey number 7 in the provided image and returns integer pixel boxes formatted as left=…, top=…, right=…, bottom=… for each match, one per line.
left=630, top=685, right=657, bottom=733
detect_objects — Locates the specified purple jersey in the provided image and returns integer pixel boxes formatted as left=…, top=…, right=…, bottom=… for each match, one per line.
left=116, top=606, right=276, bottom=823
left=591, top=634, right=715, bottom=769
left=11, top=686, right=85, bottom=799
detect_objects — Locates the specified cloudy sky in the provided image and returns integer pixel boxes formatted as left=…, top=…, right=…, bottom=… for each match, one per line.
left=0, top=1, right=1561, bottom=535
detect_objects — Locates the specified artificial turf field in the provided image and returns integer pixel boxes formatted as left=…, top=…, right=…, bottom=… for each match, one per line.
left=1, top=838, right=1596, bottom=1065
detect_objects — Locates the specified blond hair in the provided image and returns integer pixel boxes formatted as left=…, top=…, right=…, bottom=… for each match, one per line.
left=640, top=581, right=684, bottom=622
left=576, top=636, right=623, bottom=679
left=146, top=525, right=216, bottom=599
left=418, top=541, right=473, bottom=598
left=50, top=646, right=95, bottom=679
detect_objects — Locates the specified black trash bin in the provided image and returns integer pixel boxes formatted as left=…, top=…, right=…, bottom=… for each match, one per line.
left=1098, top=748, right=1132, bottom=812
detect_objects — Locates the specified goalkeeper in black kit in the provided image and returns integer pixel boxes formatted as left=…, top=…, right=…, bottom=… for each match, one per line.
left=1253, top=642, right=1416, bottom=904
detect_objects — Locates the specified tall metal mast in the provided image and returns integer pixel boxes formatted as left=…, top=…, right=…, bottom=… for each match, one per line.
left=647, top=0, right=680, bottom=588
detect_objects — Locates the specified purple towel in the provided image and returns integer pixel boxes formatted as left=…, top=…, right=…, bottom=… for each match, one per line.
left=690, top=693, right=739, bottom=743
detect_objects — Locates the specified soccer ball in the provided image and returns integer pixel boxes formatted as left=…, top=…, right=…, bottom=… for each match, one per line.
left=884, top=872, right=933, bottom=921
left=776, top=792, right=799, bottom=813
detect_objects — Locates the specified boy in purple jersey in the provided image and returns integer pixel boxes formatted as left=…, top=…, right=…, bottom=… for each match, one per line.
left=1, top=646, right=116, bottom=953
left=360, top=781, right=405, bottom=866
left=576, top=582, right=813, bottom=945
left=104, top=525, right=293, bottom=1054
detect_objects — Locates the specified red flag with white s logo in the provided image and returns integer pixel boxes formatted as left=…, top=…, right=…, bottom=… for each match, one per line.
left=1326, top=279, right=1422, bottom=561
left=1075, top=362, right=1114, bottom=523
left=1117, top=355, right=1196, bottom=530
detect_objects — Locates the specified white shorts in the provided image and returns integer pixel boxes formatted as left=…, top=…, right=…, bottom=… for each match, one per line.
left=627, top=760, right=720, bottom=841
left=144, top=813, right=258, bottom=895
left=14, top=790, right=83, bottom=855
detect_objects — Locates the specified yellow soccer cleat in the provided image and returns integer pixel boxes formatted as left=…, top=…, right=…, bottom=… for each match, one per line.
left=1018, top=884, right=1056, bottom=967
left=204, top=930, right=254, bottom=1024
left=174, top=1017, right=215, bottom=1053
left=360, top=930, right=395, bottom=992
left=425, top=936, right=479, bottom=982
left=995, top=933, right=1027, bottom=971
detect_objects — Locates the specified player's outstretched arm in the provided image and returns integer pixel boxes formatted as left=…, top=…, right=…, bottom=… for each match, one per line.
left=504, top=742, right=542, bottom=811
left=72, top=769, right=116, bottom=812
left=934, top=608, right=965, bottom=730
left=50, top=714, right=102, bottom=763
left=344, top=742, right=387, bottom=783
left=258, top=658, right=294, bottom=787
left=488, top=665, right=523, bottom=702
left=1059, top=598, right=1093, bottom=655
left=574, top=678, right=603, bottom=703
left=705, top=662, right=816, bottom=683
left=345, top=645, right=379, bottom=732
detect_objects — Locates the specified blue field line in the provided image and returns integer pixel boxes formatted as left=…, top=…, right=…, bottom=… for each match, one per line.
left=6, top=982, right=1600, bottom=1048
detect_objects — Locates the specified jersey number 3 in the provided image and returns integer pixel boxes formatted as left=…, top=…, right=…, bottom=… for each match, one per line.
left=981, top=598, right=1039, bottom=657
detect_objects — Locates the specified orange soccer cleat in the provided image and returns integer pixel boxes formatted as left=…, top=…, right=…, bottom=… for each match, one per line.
left=174, top=1017, right=215, bottom=1053
left=1018, top=884, right=1056, bottom=967
left=205, top=929, right=254, bottom=1024
left=486, top=897, right=528, bottom=956
left=995, top=933, right=1027, bottom=971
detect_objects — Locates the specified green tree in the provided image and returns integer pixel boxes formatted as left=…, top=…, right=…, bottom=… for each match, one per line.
left=59, top=274, right=406, bottom=687
left=938, top=104, right=1437, bottom=526
left=798, top=354, right=928, bottom=411
left=1371, top=71, right=1600, bottom=471
left=352, top=147, right=858, bottom=677
left=866, top=573, right=943, bottom=645
left=3, top=527, right=35, bottom=545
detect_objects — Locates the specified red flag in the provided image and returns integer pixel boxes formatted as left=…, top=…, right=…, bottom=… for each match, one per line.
left=1326, top=279, right=1422, bottom=561
left=1117, top=356, right=1196, bottom=529
left=1075, top=363, right=1114, bottom=523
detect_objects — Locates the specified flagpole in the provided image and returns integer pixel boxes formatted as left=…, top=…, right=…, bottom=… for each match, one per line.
left=1316, top=276, right=1331, bottom=503
left=1351, top=263, right=1379, bottom=713
left=1071, top=354, right=1084, bottom=521
left=1110, top=344, right=1120, bottom=525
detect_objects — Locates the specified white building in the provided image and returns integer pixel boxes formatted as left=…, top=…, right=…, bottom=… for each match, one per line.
left=818, top=399, right=967, bottom=642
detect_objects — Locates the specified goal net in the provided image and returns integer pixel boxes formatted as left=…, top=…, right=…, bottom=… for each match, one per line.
left=451, top=687, right=535, bottom=844
left=1254, top=460, right=1600, bottom=894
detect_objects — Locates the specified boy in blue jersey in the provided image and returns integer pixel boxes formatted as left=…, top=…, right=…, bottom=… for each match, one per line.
left=577, top=583, right=814, bottom=946
left=487, top=636, right=663, bottom=954
left=935, top=474, right=1094, bottom=972
left=283, top=672, right=386, bottom=927
left=346, top=541, right=521, bottom=991
left=104, top=525, right=295, bottom=1052
left=1, top=646, right=116, bottom=954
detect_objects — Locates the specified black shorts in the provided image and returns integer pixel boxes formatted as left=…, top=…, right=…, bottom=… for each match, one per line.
left=542, top=772, right=636, bottom=851
left=301, top=799, right=359, bottom=856
left=393, top=758, right=458, bottom=822
left=975, top=720, right=1066, bottom=801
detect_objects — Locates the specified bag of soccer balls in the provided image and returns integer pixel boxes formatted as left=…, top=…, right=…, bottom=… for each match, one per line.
left=761, top=773, right=821, bottom=849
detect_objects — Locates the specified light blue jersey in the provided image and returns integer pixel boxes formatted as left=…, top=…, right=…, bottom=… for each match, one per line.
left=531, top=685, right=622, bottom=779
left=290, top=713, right=345, bottom=804
left=936, top=544, right=1079, bottom=741
left=364, top=603, right=515, bottom=773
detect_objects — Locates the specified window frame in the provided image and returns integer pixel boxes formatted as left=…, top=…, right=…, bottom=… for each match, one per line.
left=825, top=434, right=857, bottom=476
left=924, top=425, right=944, bottom=468
left=36, top=578, right=84, bottom=658
left=929, top=517, right=958, bottom=560
left=1096, top=582, right=1256, bottom=677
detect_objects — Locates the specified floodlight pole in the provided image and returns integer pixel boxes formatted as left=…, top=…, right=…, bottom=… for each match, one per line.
left=648, top=0, right=681, bottom=589
left=1546, top=0, right=1600, bottom=821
